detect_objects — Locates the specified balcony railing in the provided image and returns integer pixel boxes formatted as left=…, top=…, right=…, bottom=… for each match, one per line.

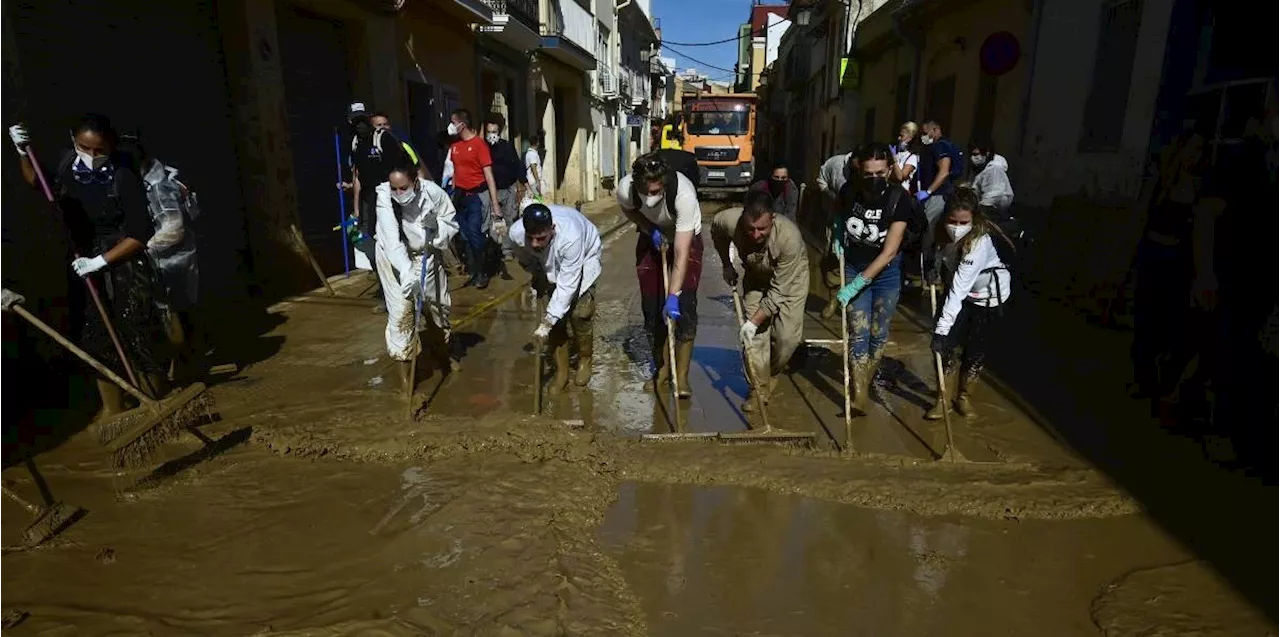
left=482, top=0, right=539, bottom=32
left=543, top=0, right=596, bottom=57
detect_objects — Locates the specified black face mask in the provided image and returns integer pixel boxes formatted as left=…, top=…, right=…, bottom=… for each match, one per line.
left=768, top=179, right=786, bottom=197
left=862, top=175, right=888, bottom=199
left=353, top=120, right=373, bottom=138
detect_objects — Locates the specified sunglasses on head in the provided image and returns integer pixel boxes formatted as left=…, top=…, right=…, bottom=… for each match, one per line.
left=640, top=157, right=664, bottom=171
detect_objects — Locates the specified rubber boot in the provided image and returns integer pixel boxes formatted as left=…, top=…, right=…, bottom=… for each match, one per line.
left=573, top=327, right=594, bottom=387
left=742, top=373, right=778, bottom=412
left=675, top=340, right=694, bottom=399
left=924, top=370, right=955, bottom=420
left=954, top=373, right=977, bottom=418
left=820, top=295, right=839, bottom=320
left=643, top=343, right=671, bottom=392
left=850, top=359, right=871, bottom=415
left=549, top=341, right=570, bottom=395
left=94, top=377, right=127, bottom=423
left=398, top=360, right=414, bottom=392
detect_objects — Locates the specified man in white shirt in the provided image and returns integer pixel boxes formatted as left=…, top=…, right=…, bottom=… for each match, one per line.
left=510, top=202, right=602, bottom=393
left=375, top=159, right=461, bottom=388
left=524, top=131, right=546, bottom=200
left=616, top=153, right=704, bottom=397
left=816, top=149, right=857, bottom=318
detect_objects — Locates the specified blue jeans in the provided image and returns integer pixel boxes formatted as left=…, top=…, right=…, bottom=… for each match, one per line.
left=457, top=193, right=487, bottom=260
left=845, top=255, right=903, bottom=362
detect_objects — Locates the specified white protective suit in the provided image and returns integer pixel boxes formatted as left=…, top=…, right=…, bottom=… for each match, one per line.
left=375, top=178, right=459, bottom=361
left=972, top=154, right=1014, bottom=212
left=935, top=234, right=1012, bottom=336
left=508, top=204, right=602, bottom=326
left=141, top=160, right=199, bottom=309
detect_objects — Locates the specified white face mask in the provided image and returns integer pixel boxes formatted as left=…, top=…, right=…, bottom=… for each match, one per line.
left=75, top=149, right=109, bottom=170
left=643, top=193, right=665, bottom=208
left=921, top=134, right=935, bottom=145
left=946, top=224, right=972, bottom=241
left=446, top=122, right=459, bottom=136
left=485, top=132, right=500, bottom=145
left=391, top=187, right=416, bottom=206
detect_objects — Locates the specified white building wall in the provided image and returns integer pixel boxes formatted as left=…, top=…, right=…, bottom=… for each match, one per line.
left=1016, top=0, right=1176, bottom=207
left=765, top=12, right=790, bottom=66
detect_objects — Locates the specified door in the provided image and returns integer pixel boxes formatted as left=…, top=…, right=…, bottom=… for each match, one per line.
left=406, top=80, right=441, bottom=180
left=276, top=4, right=353, bottom=273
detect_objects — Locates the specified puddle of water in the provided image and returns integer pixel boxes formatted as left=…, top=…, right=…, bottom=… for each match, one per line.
left=596, top=482, right=1263, bottom=636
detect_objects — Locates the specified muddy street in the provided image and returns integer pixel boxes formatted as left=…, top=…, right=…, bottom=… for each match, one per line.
left=2, top=203, right=1274, bottom=635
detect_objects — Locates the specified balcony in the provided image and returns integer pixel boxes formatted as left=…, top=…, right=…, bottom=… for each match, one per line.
left=541, top=0, right=597, bottom=71
left=478, top=0, right=542, bottom=51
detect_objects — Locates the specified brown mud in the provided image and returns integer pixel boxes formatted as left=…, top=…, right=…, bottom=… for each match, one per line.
left=2, top=204, right=1273, bottom=635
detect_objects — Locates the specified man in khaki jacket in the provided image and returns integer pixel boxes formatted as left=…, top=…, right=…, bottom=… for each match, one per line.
left=712, top=190, right=810, bottom=411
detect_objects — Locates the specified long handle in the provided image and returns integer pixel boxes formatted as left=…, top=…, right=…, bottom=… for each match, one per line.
left=659, top=248, right=681, bottom=420
left=2, top=486, right=39, bottom=514
left=732, top=289, right=771, bottom=430
left=27, top=146, right=142, bottom=391
left=290, top=224, right=336, bottom=296
left=333, top=128, right=351, bottom=276
left=533, top=297, right=544, bottom=414
left=407, top=254, right=430, bottom=418
left=839, top=250, right=852, bottom=453
left=11, top=303, right=153, bottom=406
left=928, top=284, right=958, bottom=461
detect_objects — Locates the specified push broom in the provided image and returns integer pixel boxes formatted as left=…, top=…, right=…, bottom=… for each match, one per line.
left=2, top=289, right=215, bottom=468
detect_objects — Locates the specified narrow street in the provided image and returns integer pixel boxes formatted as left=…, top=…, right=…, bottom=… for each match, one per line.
left=2, top=202, right=1271, bottom=635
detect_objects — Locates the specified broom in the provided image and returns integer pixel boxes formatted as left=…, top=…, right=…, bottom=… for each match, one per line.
left=3, top=289, right=215, bottom=468
left=2, top=458, right=84, bottom=548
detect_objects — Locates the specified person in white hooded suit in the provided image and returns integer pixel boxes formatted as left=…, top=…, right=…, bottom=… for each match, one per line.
left=375, top=158, right=460, bottom=387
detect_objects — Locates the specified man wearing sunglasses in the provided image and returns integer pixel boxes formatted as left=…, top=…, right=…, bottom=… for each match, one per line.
left=616, top=153, right=704, bottom=398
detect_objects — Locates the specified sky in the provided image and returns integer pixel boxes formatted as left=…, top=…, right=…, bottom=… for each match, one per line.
left=651, top=0, right=762, bottom=83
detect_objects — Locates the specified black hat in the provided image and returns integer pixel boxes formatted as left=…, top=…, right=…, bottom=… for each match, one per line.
left=523, top=203, right=554, bottom=234
left=347, top=101, right=369, bottom=122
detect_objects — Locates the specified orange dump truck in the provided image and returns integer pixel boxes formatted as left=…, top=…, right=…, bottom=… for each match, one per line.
left=682, top=94, right=758, bottom=195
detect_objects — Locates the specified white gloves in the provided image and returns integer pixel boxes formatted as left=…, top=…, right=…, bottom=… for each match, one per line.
left=399, top=271, right=419, bottom=298
left=1, top=288, right=25, bottom=311
left=72, top=255, right=108, bottom=278
left=8, top=124, right=29, bottom=156
left=533, top=321, right=552, bottom=340
left=739, top=320, right=758, bottom=343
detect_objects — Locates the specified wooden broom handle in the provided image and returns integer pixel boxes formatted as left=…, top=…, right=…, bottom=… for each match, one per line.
left=11, top=304, right=152, bottom=405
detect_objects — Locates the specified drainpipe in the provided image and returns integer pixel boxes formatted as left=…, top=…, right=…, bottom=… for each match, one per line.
left=891, top=8, right=923, bottom=119
left=1016, top=0, right=1046, bottom=155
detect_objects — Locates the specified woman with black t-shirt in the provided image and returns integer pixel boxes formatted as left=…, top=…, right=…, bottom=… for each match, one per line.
left=9, top=114, right=169, bottom=420
left=833, top=144, right=914, bottom=414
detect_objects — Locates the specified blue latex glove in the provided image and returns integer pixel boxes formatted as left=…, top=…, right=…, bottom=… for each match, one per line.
left=650, top=227, right=665, bottom=249
left=836, top=273, right=869, bottom=306
left=889, top=143, right=899, bottom=155
left=662, top=293, right=681, bottom=321
left=915, top=190, right=931, bottom=202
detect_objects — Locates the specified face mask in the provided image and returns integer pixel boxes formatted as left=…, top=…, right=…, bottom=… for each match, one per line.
left=644, top=193, right=664, bottom=208
left=446, top=122, right=459, bottom=136
left=485, top=132, right=500, bottom=145
left=921, top=134, right=935, bottom=145
left=971, top=154, right=988, bottom=168
left=862, top=175, right=888, bottom=198
left=946, top=224, right=972, bottom=241
left=391, top=188, right=416, bottom=206
left=354, top=121, right=373, bottom=138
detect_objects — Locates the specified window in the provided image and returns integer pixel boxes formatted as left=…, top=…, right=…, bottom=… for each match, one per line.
left=1078, top=0, right=1145, bottom=151
left=894, top=73, right=912, bottom=127
left=971, top=73, right=999, bottom=147
left=925, top=75, right=956, bottom=133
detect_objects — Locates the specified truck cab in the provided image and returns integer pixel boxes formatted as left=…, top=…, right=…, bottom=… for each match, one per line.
left=682, top=94, right=757, bottom=195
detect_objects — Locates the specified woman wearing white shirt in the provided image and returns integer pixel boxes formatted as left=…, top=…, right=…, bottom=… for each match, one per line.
left=524, top=132, right=546, bottom=199
left=376, top=159, right=461, bottom=388
left=927, top=187, right=1012, bottom=420
left=892, top=121, right=921, bottom=192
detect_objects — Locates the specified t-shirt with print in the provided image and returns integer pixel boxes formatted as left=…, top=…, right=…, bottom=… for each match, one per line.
left=836, top=183, right=914, bottom=265
left=615, top=171, right=702, bottom=236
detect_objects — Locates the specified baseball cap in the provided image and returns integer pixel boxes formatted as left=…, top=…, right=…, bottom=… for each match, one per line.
left=347, top=102, right=369, bottom=121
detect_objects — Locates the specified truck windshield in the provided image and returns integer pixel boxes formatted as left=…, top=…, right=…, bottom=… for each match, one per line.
left=687, top=110, right=749, bottom=135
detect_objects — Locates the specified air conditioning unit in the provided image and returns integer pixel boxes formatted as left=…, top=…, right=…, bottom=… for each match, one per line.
left=599, top=70, right=618, bottom=96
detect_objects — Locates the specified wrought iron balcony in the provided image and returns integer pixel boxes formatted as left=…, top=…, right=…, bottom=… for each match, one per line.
left=481, top=0, right=538, bottom=32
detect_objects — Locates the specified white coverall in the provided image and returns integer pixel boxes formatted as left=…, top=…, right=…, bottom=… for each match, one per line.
left=508, top=204, right=603, bottom=328
left=375, top=178, right=459, bottom=361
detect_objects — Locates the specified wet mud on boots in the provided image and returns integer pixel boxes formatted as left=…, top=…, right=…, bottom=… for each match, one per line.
left=850, top=358, right=872, bottom=415
left=643, top=342, right=671, bottom=392
left=573, top=329, right=593, bottom=387
left=954, top=373, right=977, bottom=418
left=925, top=369, right=956, bottom=420
left=549, top=341, right=570, bottom=395
left=675, top=340, right=694, bottom=398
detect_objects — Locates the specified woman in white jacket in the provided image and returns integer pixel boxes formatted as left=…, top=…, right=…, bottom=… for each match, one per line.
left=376, top=158, right=461, bottom=388
left=927, top=187, right=1013, bottom=419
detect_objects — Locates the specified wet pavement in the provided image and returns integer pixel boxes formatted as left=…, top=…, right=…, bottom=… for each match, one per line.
left=2, top=201, right=1275, bottom=635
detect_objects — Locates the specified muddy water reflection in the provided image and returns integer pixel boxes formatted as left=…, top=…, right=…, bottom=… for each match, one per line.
left=598, top=482, right=1200, bottom=636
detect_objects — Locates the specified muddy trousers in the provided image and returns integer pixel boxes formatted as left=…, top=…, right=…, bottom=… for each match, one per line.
left=938, top=301, right=1001, bottom=382
left=741, top=285, right=805, bottom=386
left=844, top=255, right=903, bottom=364
left=637, top=231, right=704, bottom=349
left=546, top=286, right=597, bottom=387
left=376, top=244, right=451, bottom=362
